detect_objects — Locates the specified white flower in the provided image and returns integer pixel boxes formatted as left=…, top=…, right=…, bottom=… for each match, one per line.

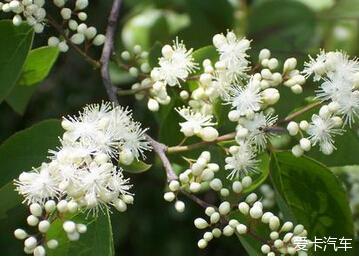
left=212, top=70, right=236, bottom=99
left=227, top=77, right=262, bottom=116
left=307, top=114, right=343, bottom=155
left=151, top=38, right=197, bottom=86
left=239, top=112, right=278, bottom=151
left=14, top=165, right=60, bottom=205
left=316, top=75, right=359, bottom=125
left=213, top=31, right=251, bottom=79
left=302, top=50, right=327, bottom=81
left=62, top=102, right=150, bottom=159
left=176, top=106, right=216, bottom=137
left=225, top=142, right=258, bottom=180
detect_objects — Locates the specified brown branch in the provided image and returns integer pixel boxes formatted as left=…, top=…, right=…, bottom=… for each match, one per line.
left=117, top=84, right=153, bottom=96
left=146, top=135, right=178, bottom=181
left=100, top=0, right=122, bottom=105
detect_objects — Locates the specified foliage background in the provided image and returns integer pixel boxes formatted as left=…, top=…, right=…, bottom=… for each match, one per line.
left=0, top=0, right=359, bottom=255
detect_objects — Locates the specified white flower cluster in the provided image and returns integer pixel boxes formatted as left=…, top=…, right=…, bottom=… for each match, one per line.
left=163, top=151, right=221, bottom=212
left=189, top=176, right=309, bottom=255
left=14, top=202, right=88, bottom=255
left=176, top=106, right=219, bottom=142
left=288, top=50, right=359, bottom=156
left=0, top=0, right=105, bottom=52
left=145, top=38, right=198, bottom=111
left=14, top=102, right=150, bottom=255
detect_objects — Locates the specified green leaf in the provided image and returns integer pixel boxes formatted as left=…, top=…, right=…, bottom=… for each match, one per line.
left=308, top=128, right=359, bottom=167
left=191, top=45, right=218, bottom=74
left=270, top=151, right=354, bottom=255
left=47, top=210, right=114, bottom=255
left=248, top=0, right=316, bottom=58
left=16, top=46, right=59, bottom=87
left=177, top=0, right=234, bottom=48
left=0, top=119, right=63, bottom=188
left=0, top=20, right=34, bottom=103
left=327, top=0, right=359, bottom=19
left=0, top=120, right=63, bottom=255
left=148, top=41, right=162, bottom=68
left=6, top=47, right=59, bottom=115
left=121, top=160, right=152, bottom=173
left=120, top=9, right=170, bottom=51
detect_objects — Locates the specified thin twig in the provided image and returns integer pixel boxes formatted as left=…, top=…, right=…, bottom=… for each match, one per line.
left=167, top=132, right=236, bottom=154
left=279, top=101, right=321, bottom=124
left=117, top=84, right=153, bottom=96
left=46, top=15, right=101, bottom=68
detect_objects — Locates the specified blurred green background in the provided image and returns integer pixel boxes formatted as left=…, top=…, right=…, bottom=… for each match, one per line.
left=1, top=0, right=359, bottom=255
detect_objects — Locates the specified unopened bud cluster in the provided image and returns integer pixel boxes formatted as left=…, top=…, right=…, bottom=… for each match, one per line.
left=163, top=151, right=220, bottom=212
left=14, top=202, right=88, bottom=255
left=1, top=0, right=105, bottom=53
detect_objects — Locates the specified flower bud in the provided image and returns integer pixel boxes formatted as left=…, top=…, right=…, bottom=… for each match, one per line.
left=238, top=202, right=249, bottom=215
left=27, top=215, right=39, bottom=226
left=269, top=216, right=280, bottom=231
left=67, top=231, right=80, bottom=241
left=212, top=228, right=222, bottom=238
left=199, top=127, right=219, bottom=142
left=63, top=221, right=76, bottom=233
left=287, top=121, right=299, bottom=136
left=232, top=181, right=243, bottom=193
left=93, top=34, right=106, bottom=46
left=249, top=205, right=263, bottom=219
left=197, top=239, right=207, bottom=249
left=47, top=239, right=59, bottom=249
left=169, top=180, right=180, bottom=192
left=259, top=49, right=271, bottom=61
left=147, top=98, right=159, bottom=112
left=210, top=212, right=220, bottom=224
left=24, top=237, right=37, bottom=249
left=33, top=245, right=46, bottom=256
left=114, top=199, right=127, bottom=212
left=299, top=138, right=311, bottom=152
left=218, top=201, right=230, bottom=215
left=14, top=229, right=27, bottom=240
left=57, top=200, right=68, bottom=213
left=76, top=224, right=87, bottom=234
left=261, top=244, right=271, bottom=254
left=245, top=193, right=258, bottom=204
left=38, top=220, right=50, bottom=233
left=236, top=224, right=247, bottom=234
left=283, top=58, right=297, bottom=73
left=30, top=203, right=42, bottom=217
left=223, top=225, right=235, bottom=236
left=209, top=178, right=222, bottom=191
left=262, top=88, right=280, bottom=105
left=205, top=207, right=216, bottom=216
left=163, top=192, right=175, bottom=202
left=174, top=200, right=185, bottom=213
left=241, top=176, right=252, bottom=188
left=299, top=120, right=309, bottom=131
left=194, top=218, right=209, bottom=229
left=281, top=221, right=294, bottom=232
left=190, top=182, right=202, bottom=193
left=292, top=145, right=304, bottom=157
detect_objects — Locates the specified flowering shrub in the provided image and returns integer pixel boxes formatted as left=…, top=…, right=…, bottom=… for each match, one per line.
left=0, top=0, right=358, bottom=256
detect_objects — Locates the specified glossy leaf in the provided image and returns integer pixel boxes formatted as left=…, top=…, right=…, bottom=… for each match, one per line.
left=0, top=21, right=34, bottom=102
left=0, top=119, right=63, bottom=188
left=121, top=160, right=152, bottom=173
left=47, top=210, right=114, bottom=255
left=6, top=47, right=59, bottom=114
left=270, top=151, right=354, bottom=255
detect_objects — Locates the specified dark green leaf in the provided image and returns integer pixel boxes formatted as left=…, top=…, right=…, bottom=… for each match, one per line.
left=327, top=0, right=359, bottom=19
left=47, top=210, right=114, bottom=255
left=120, top=9, right=170, bottom=50
left=0, top=120, right=63, bottom=255
left=148, top=41, right=162, bottom=68
left=248, top=0, right=316, bottom=58
left=0, top=119, right=63, bottom=188
left=121, top=160, right=152, bottom=173
left=0, top=21, right=34, bottom=102
left=270, top=151, right=354, bottom=255
left=177, top=0, right=234, bottom=48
